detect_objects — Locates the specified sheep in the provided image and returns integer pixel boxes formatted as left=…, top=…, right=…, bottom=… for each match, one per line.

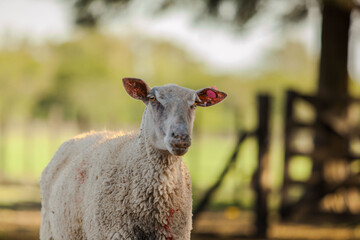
left=40, top=78, right=227, bottom=240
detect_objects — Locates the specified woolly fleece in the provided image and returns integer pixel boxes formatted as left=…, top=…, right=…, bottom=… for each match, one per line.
left=40, top=120, right=192, bottom=239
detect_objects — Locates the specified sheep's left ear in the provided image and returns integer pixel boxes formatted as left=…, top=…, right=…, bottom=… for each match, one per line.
left=122, top=78, right=151, bottom=103
left=196, top=88, right=227, bottom=107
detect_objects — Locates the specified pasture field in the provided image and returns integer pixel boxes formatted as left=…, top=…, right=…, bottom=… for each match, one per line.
left=1, top=209, right=360, bottom=240
left=0, top=121, right=311, bottom=209
left=0, top=123, right=357, bottom=240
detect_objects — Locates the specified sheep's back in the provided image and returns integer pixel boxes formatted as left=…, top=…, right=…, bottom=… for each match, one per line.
left=40, top=130, right=134, bottom=239
left=40, top=131, right=113, bottom=201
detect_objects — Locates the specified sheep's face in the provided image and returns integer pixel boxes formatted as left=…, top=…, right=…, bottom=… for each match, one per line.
left=145, top=84, right=197, bottom=156
left=123, top=78, right=227, bottom=156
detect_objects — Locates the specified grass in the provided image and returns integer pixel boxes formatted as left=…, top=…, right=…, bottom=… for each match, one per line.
left=1, top=209, right=360, bottom=240
left=2, top=123, right=358, bottom=240
left=0, top=122, right=313, bottom=209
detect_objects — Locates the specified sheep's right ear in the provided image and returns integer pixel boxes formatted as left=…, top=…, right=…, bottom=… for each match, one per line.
left=122, top=78, right=151, bottom=103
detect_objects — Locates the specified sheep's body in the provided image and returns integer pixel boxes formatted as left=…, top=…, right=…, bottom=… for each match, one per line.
left=40, top=129, right=192, bottom=240
left=40, top=78, right=226, bottom=240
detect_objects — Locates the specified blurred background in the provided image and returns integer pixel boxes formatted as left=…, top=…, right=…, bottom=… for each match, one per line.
left=0, top=0, right=360, bottom=239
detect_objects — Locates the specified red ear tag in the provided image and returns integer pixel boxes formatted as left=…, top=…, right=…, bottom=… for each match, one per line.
left=206, top=90, right=216, bottom=99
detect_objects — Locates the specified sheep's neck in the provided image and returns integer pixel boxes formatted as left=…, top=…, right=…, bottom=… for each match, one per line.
left=135, top=119, right=185, bottom=238
left=138, top=108, right=181, bottom=167
left=136, top=131, right=182, bottom=238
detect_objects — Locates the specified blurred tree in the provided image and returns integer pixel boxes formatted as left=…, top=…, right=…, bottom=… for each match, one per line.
left=70, top=2, right=358, bottom=144
left=71, top=0, right=358, bottom=103
left=74, top=0, right=130, bottom=27
left=30, top=32, right=238, bottom=131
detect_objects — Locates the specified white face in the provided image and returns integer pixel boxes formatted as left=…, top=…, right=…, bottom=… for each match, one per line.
left=123, top=78, right=227, bottom=156
left=144, top=85, right=197, bottom=156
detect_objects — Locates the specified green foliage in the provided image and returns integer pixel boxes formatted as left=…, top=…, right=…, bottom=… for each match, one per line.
left=0, top=46, right=46, bottom=118
left=0, top=31, right=321, bottom=133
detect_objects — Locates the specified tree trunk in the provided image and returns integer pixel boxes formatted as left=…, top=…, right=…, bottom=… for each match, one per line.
left=312, top=0, right=351, bottom=212
left=318, top=1, right=350, bottom=99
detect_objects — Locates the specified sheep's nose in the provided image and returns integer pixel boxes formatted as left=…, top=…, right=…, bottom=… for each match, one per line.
left=171, top=132, right=190, bottom=141
left=171, top=132, right=191, bottom=148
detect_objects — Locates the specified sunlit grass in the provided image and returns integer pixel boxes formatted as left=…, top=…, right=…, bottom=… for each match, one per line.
left=0, top=185, right=40, bottom=206
left=0, top=123, right=311, bottom=209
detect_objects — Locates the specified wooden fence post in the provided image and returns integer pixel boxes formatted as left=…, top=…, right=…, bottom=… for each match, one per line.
left=254, top=94, right=271, bottom=238
left=280, top=90, right=296, bottom=218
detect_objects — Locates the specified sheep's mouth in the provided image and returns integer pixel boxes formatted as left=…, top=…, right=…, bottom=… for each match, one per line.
left=170, top=146, right=189, bottom=156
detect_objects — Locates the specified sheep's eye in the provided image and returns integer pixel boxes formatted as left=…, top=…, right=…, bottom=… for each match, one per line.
left=191, top=101, right=197, bottom=109
left=148, top=95, right=156, bottom=102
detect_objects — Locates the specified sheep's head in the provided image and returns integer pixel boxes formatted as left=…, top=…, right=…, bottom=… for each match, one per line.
left=123, top=78, right=227, bottom=156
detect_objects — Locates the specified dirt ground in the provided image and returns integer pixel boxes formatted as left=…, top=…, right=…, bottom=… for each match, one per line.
left=1, top=209, right=360, bottom=240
